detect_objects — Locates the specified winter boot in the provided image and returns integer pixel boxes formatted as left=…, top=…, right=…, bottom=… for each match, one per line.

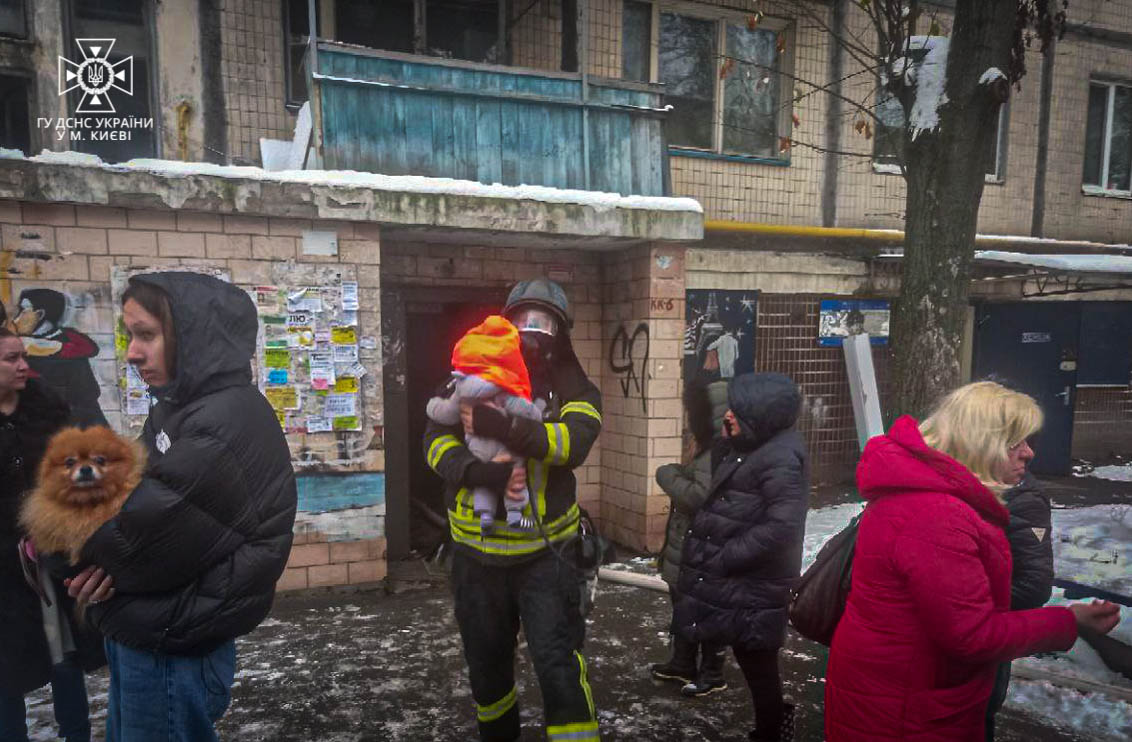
left=749, top=702, right=795, bottom=742
left=650, top=635, right=698, bottom=685
left=680, top=645, right=728, bottom=697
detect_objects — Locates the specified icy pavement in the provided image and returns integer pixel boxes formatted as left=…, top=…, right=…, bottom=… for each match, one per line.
left=26, top=571, right=1098, bottom=740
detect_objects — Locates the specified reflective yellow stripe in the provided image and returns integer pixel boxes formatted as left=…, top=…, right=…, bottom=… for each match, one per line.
left=428, top=435, right=460, bottom=470
left=449, top=504, right=579, bottom=556
left=530, top=458, right=548, bottom=520
left=577, top=651, right=595, bottom=721
left=476, top=685, right=517, bottom=723
left=543, top=423, right=570, bottom=465
left=455, top=487, right=473, bottom=518
left=547, top=720, right=600, bottom=741
left=560, top=401, right=602, bottom=424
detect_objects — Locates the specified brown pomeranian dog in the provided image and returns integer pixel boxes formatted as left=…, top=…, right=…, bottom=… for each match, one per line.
left=20, top=426, right=146, bottom=565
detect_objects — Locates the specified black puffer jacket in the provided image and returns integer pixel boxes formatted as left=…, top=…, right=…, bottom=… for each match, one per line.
left=1, top=381, right=104, bottom=693
left=675, top=373, right=809, bottom=650
left=1003, top=472, right=1054, bottom=610
left=82, top=272, right=297, bottom=655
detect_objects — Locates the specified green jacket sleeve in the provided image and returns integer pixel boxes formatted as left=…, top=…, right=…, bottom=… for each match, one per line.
left=656, top=451, right=711, bottom=516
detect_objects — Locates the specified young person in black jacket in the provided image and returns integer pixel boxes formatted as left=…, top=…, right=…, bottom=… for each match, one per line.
left=675, top=372, right=809, bottom=742
left=65, top=273, right=297, bottom=741
left=985, top=469, right=1054, bottom=739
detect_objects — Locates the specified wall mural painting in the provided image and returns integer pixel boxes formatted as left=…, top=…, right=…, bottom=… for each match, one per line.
left=3, top=287, right=109, bottom=427
left=684, top=289, right=758, bottom=387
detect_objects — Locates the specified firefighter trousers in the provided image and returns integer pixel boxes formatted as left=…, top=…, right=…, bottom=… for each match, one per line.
left=451, top=546, right=599, bottom=742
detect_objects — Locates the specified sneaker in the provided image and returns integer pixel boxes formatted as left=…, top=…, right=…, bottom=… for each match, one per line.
left=680, top=676, right=727, bottom=697
left=649, top=660, right=696, bottom=685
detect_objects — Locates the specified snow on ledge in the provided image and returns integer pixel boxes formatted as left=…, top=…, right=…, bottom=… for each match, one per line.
left=979, top=67, right=1006, bottom=85
left=7, top=149, right=703, bottom=215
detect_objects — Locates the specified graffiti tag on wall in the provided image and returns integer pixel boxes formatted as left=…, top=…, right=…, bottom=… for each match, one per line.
left=609, top=322, right=650, bottom=414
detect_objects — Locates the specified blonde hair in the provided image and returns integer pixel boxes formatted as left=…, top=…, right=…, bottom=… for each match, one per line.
left=919, top=381, right=1043, bottom=490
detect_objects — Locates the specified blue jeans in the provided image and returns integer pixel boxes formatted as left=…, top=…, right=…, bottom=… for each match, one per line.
left=0, top=659, right=92, bottom=742
left=104, top=639, right=236, bottom=742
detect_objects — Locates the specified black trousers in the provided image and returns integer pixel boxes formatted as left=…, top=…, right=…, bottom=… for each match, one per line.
left=450, top=547, right=598, bottom=742
left=733, top=646, right=784, bottom=734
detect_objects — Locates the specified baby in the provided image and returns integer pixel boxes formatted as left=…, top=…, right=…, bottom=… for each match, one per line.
left=427, top=315, right=544, bottom=533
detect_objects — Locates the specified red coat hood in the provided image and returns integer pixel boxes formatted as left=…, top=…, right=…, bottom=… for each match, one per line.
left=857, top=415, right=1009, bottom=529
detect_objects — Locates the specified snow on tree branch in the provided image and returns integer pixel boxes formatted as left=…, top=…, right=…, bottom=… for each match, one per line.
left=907, top=36, right=949, bottom=140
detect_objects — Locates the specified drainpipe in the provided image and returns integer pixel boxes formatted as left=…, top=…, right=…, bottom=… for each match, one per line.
left=1031, top=37, right=1056, bottom=238
left=822, top=0, right=847, bottom=227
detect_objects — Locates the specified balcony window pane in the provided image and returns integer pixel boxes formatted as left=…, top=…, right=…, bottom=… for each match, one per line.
left=1106, top=85, right=1131, bottom=191
left=1083, top=84, right=1108, bottom=187
left=722, top=23, right=778, bottom=157
left=427, top=0, right=500, bottom=64
left=658, top=12, right=714, bottom=150
left=622, top=0, right=651, bottom=83
left=0, top=0, right=26, bottom=38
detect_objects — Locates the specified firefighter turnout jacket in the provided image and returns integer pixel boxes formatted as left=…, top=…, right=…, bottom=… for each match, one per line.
left=424, top=373, right=602, bottom=562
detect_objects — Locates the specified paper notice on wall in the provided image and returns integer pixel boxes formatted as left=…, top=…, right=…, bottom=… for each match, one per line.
left=265, top=348, right=291, bottom=368
left=331, top=326, right=357, bottom=345
left=314, top=330, right=331, bottom=345
left=125, top=364, right=148, bottom=391
left=305, top=416, right=333, bottom=433
left=334, top=376, right=359, bottom=394
left=324, top=393, right=357, bottom=418
left=332, top=416, right=361, bottom=431
left=340, top=310, right=358, bottom=327
left=287, top=311, right=314, bottom=328
left=265, top=386, right=300, bottom=411
left=333, top=344, right=358, bottom=364
left=309, top=351, right=335, bottom=390
left=341, top=282, right=359, bottom=311
left=275, top=410, right=286, bottom=429
left=126, top=389, right=151, bottom=416
left=288, top=326, right=315, bottom=347
left=359, top=336, right=378, bottom=350
left=287, top=288, right=322, bottom=313
left=267, top=369, right=289, bottom=385
left=255, top=286, right=281, bottom=314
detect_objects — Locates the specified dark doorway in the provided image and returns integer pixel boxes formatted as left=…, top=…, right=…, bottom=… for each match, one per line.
left=382, top=286, right=507, bottom=560
left=973, top=302, right=1080, bottom=475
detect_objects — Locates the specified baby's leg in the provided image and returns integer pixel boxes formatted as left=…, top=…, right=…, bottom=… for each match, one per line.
left=502, top=448, right=533, bottom=529
left=472, top=487, right=497, bottom=534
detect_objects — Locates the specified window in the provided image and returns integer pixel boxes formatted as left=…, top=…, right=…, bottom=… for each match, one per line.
left=1083, top=80, right=1131, bottom=194
left=285, top=0, right=506, bottom=105
left=0, top=73, right=30, bottom=154
left=622, top=0, right=652, bottom=83
left=66, top=0, right=157, bottom=162
left=0, top=0, right=26, bottom=38
left=626, top=3, right=792, bottom=159
left=874, top=53, right=1007, bottom=180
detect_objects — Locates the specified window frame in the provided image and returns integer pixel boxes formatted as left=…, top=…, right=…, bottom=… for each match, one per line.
left=0, top=0, right=28, bottom=40
left=632, top=0, right=795, bottom=163
left=1083, top=79, right=1132, bottom=197
left=63, top=0, right=161, bottom=160
left=0, top=68, right=33, bottom=154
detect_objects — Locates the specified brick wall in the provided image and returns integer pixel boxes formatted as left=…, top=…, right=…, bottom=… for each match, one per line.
left=599, top=244, right=685, bottom=552
left=0, top=200, right=386, bottom=591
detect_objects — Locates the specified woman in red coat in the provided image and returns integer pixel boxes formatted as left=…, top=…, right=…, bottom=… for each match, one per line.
left=825, top=381, right=1120, bottom=741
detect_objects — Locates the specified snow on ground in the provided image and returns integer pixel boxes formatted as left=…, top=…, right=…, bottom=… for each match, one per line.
left=800, top=500, right=1132, bottom=741
left=1089, top=465, right=1132, bottom=483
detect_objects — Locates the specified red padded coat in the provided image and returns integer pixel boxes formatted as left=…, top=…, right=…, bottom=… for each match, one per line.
left=824, top=416, right=1077, bottom=741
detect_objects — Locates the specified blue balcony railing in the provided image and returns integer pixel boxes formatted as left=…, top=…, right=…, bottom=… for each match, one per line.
left=309, top=43, right=669, bottom=196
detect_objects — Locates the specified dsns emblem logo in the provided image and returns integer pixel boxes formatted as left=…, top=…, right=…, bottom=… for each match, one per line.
left=58, top=39, right=133, bottom=114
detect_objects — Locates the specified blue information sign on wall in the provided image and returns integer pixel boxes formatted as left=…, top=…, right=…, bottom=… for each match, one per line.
left=818, top=299, right=891, bottom=346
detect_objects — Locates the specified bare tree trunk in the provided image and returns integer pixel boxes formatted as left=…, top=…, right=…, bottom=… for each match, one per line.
left=890, top=0, right=1016, bottom=419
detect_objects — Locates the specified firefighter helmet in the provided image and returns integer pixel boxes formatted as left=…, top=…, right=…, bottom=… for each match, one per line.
left=503, top=278, right=572, bottom=330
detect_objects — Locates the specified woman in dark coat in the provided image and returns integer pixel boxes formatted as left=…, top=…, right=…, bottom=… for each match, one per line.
left=0, top=327, right=102, bottom=742
left=650, top=379, right=728, bottom=692
left=675, top=372, right=809, bottom=742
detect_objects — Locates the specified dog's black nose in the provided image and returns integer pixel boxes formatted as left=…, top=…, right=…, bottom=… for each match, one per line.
left=77, top=466, right=95, bottom=481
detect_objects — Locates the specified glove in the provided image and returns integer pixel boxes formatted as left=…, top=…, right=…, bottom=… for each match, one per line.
left=472, top=404, right=512, bottom=440
left=464, top=460, right=513, bottom=492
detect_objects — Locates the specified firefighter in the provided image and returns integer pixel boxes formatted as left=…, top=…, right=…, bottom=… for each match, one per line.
left=424, top=278, right=602, bottom=742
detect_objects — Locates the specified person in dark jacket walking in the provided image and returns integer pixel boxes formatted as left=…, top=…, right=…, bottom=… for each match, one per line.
left=675, top=372, right=809, bottom=741
left=0, top=327, right=103, bottom=742
left=423, top=278, right=602, bottom=742
left=650, top=379, right=729, bottom=693
left=64, top=273, right=298, bottom=742
left=985, top=470, right=1055, bottom=739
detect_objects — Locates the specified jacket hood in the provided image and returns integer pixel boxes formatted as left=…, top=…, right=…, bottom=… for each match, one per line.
left=726, top=372, right=800, bottom=450
left=857, top=415, right=1009, bottom=527
left=130, top=272, right=257, bottom=405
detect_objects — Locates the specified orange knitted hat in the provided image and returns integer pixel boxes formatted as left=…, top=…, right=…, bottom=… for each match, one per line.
left=451, top=315, right=532, bottom=401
